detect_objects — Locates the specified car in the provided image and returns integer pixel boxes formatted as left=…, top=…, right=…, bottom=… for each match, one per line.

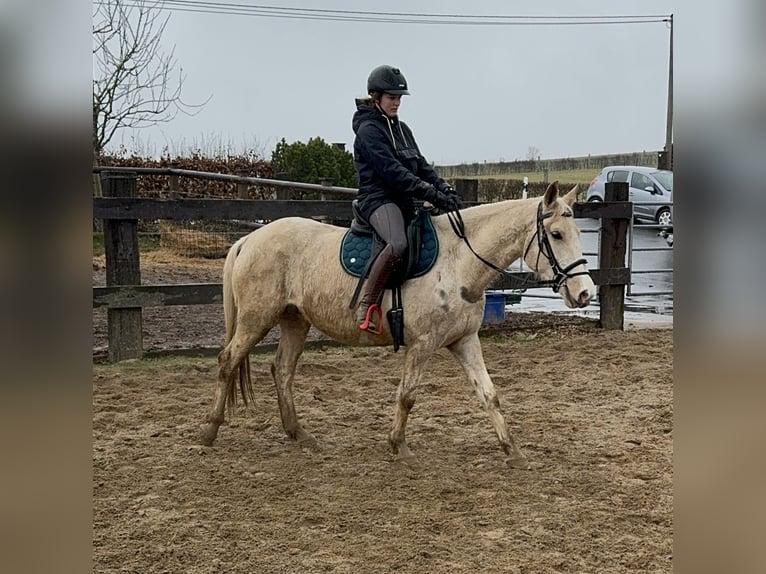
left=586, top=165, right=673, bottom=227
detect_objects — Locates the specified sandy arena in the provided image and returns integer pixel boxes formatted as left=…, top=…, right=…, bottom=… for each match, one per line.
left=93, top=251, right=672, bottom=573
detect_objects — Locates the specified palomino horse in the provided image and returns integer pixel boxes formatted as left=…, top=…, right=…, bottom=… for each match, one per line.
left=201, top=182, right=595, bottom=469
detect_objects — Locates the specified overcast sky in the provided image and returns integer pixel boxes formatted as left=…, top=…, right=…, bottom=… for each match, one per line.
left=101, top=0, right=744, bottom=165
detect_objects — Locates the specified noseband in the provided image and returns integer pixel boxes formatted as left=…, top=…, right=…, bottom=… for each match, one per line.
left=522, top=202, right=590, bottom=293
left=446, top=201, right=590, bottom=294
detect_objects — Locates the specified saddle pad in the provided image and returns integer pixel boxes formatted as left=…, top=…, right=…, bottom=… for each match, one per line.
left=339, top=211, right=439, bottom=278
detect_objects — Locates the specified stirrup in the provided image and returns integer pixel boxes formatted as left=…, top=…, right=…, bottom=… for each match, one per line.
left=359, top=304, right=383, bottom=334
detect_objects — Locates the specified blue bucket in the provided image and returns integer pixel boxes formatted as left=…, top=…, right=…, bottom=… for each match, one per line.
left=482, top=292, right=506, bottom=325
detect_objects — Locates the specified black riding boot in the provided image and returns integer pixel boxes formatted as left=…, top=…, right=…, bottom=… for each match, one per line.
left=357, top=244, right=399, bottom=333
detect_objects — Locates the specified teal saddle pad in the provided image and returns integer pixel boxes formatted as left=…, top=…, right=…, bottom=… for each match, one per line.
left=339, top=210, right=439, bottom=278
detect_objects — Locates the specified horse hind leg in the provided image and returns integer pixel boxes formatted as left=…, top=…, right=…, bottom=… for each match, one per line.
left=271, top=306, right=314, bottom=446
left=200, top=323, right=271, bottom=446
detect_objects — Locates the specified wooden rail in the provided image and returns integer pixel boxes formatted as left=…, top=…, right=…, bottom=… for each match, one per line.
left=93, top=170, right=631, bottom=361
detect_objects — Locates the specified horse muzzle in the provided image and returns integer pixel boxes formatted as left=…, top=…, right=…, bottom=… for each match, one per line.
left=575, top=287, right=593, bottom=308
left=563, top=277, right=595, bottom=309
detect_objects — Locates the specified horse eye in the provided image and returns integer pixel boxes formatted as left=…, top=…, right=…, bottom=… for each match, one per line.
left=551, top=231, right=563, bottom=240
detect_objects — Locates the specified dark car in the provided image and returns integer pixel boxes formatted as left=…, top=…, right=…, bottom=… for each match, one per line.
left=586, top=165, right=673, bottom=227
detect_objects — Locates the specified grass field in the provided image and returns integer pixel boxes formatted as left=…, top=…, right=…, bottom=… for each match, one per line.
left=93, top=233, right=160, bottom=257
left=474, top=168, right=600, bottom=187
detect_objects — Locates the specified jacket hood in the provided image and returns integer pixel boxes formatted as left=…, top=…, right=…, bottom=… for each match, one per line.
left=352, top=104, right=386, bottom=134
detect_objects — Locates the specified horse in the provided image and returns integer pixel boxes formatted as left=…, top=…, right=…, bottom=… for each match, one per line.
left=201, top=181, right=595, bottom=469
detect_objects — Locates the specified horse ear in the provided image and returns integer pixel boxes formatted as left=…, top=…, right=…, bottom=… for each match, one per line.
left=543, top=181, right=560, bottom=207
left=563, top=185, right=578, bottom=206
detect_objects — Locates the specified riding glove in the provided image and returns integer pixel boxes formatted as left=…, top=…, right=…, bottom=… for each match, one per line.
left=438, top=184, right=464, bottom=210
left=429, top=189, right=461, bottom=212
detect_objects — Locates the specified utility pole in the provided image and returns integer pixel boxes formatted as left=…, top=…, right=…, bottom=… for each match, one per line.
left=664, top=14, right=674, bottom=169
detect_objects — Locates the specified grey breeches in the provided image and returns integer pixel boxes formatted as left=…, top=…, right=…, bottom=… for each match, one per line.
left=368, top=202, right=408, bottom=260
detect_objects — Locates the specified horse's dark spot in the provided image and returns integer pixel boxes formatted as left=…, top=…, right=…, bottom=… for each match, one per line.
left=438, top=289, right=447, bottom=299
left=460, top=286, right=483, bottom=304
left=490, top=396, right=501, bottom=409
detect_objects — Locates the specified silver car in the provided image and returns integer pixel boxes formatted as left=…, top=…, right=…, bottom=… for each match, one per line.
left=586, top=165, right=673, bottom=227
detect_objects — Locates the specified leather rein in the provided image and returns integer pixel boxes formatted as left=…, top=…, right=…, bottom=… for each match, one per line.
left=445, top=201, right=590, bottom=293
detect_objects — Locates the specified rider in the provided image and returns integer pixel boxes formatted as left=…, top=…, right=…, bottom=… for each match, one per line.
left=352, top=64, right=462, bottom=333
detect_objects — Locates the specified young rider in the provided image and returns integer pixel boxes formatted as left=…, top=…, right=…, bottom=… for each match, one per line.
left=351, top=64, right=462, bottom=333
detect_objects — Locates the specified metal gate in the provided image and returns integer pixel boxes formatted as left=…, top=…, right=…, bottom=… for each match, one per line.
left=626, top=199, right=674, bottom=298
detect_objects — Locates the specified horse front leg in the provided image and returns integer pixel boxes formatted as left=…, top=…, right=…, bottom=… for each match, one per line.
left=447, top=333, right=530, bottom=469
left=389, top=341, right=433, bottom=462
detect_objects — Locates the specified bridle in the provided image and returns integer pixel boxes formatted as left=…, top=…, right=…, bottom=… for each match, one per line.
left=521, top=202, right=590, bottom=293
left=445, top=201, right=590, bottom=294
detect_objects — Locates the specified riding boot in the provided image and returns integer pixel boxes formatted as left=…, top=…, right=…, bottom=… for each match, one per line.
left=357, top=244, right=399, bottom=334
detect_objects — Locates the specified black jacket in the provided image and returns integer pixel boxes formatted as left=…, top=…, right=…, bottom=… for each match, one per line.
left=352, top=103, right=448, bottom=221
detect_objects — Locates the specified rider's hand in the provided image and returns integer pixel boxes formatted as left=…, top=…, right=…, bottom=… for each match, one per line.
left=447, top=192, right=464, bottom=210
left=432, top=189, right=460, bottom=212
left=438, top=183, right=463, bottom=210
left=419, top=182, right=461, bottom=212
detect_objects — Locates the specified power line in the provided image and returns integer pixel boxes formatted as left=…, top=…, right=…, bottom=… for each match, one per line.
left=157, top=1, right=669, bottom=20
left=95, top=1, right=670, bottom=26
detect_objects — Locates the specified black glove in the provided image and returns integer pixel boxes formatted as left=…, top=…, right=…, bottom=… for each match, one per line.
left=438, top=183, right=464, bottom=210
left=447, top=191, right=463, bottom=210
left=422, top=186, right=460, bottom=212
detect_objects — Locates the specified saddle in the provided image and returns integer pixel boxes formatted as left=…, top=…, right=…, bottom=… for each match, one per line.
left=340, top=200, right=439, bottom=351
left=340, top=201, right=439, bottom=281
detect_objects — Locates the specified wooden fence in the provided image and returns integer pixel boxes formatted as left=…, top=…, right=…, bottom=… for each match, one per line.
left=93, top=168, right=630, bottom=362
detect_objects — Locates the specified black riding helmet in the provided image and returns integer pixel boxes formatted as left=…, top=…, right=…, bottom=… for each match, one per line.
left=367, top=65, right=410, bottom=95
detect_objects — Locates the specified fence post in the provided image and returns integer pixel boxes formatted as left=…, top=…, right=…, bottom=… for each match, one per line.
left=275, top=172, right=291, bottom=200
left=236, top=169, right=250, bottom=199
left=101, top=170, right=143, bottom=361
left=319, top=177, right=335, bottom=224
left=168, top=162, right=180, bottom=199
left=599, top=181, right=629, bottom=330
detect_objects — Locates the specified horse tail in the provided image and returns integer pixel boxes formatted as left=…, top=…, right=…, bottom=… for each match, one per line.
left=221, top=237, right=255, bottom=413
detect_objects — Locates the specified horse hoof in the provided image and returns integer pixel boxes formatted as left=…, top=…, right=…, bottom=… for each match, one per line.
left=393, top=446, right=419, bottom=467
left=295, top=432, right=320, bottom=451
left=506, top=456, right=531, bottom=470
left=200, top=424, right=218, bottom=446
left=395, top=454, right=420, bottom=468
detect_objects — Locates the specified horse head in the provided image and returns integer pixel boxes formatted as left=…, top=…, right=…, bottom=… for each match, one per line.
left=523, top=181, right=596, bottom=309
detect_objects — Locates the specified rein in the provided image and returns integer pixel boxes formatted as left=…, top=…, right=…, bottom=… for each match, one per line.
left=445, top=202, right=589, bottom=293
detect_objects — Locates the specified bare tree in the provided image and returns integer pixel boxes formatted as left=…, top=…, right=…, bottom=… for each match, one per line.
left=526, top=146, right=541, bottom=161
left=92, top=0, right=208, bottom=156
